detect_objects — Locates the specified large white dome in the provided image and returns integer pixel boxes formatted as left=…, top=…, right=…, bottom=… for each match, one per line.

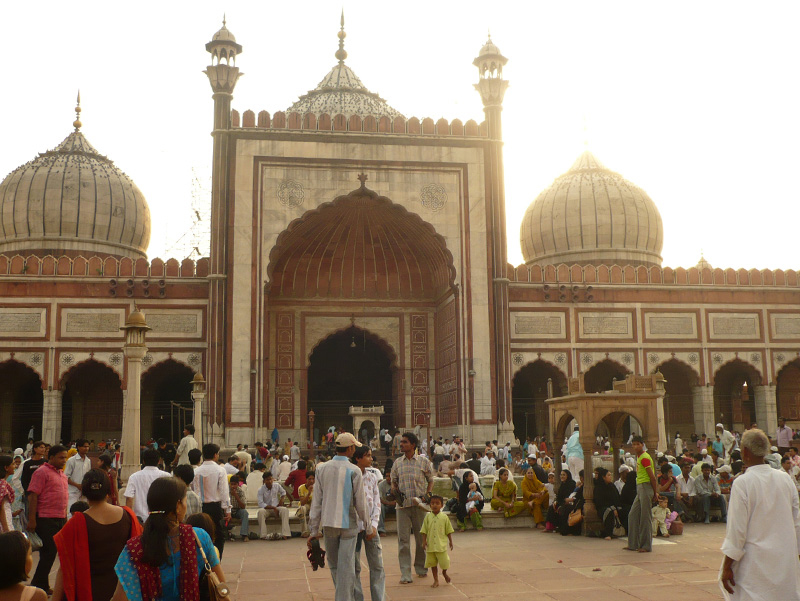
left=0, top=130, right=151, bottom=258
left=520, top=151, right=663, bottom=267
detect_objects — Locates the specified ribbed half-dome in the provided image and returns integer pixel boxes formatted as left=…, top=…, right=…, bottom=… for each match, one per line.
left=520, top=151, right=663, bottom=267
left=0, top=130, right=151, bottom=258
left=288, top=62, right=403, bottom=119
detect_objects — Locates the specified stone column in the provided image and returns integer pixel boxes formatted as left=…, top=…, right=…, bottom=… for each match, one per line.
left=191, top=373, right=206, bottom=446
left=120, top=310, right=150, bottom=482
left=581, top=435, right=601, bottom=536
left=41, top=389, right=62, bottom=444
left=692, top=385, right=715, bottom=437
left=754, top=385, right=777, bottom=436
left=655, top=395, right=668, bottom=452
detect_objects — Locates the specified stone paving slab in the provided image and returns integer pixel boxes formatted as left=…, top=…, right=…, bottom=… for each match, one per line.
left=215, top=523, right=727, bottom=600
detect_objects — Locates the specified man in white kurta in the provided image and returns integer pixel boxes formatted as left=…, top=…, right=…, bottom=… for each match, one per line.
left=716, top=423, right=736, bottom=461
left=720, top=429, right=800, bottom=600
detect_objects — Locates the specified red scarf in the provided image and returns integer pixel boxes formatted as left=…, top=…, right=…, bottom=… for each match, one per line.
left=126, top=523, right=199, bottom=601
left=54, top=506, right=142, bottom=601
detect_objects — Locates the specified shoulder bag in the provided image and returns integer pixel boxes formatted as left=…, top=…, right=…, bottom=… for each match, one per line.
left=194, top=531, right=234, bottom=601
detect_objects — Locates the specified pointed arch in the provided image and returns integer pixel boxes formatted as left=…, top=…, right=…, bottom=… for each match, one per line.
left=141, top=359, right=195, bottom=443
left=713, top=359, right=761, bottom=429
left=584, top=359, right=630, bottom=393
left=652, top=358, right=699, bottom=438
left=512, top=359, right=568, bottom=442
left=0, top=359, right=43, bottom=448
left=60, top=359, right=123, bottom=442
left=776, top=359, right=800, bottom=421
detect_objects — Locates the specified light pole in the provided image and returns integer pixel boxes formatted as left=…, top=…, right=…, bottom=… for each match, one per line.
left=120, top=308, right=150, bottom=482
left=191, top=373, right=206, bottom=445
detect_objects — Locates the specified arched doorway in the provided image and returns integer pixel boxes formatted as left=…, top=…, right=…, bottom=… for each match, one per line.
left=61, top=360, right=123, bottom=444
left=655, top=359, right=698, bottom=439
left=584, top=359, right=629, bottom=393
left=142, top=360, right=195, bottom=444
left=307, top=327, right=397, bottom=435
left=713, top=359, right=760, bottom=430
left=777, top=360, right=800, bottom=421
left=511, top=360, right=566, bottom=442
left=0, top=360, right=43, bottom=448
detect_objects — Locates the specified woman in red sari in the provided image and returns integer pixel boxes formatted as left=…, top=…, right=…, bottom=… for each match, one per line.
left=52, top=469, right=141, bottom=601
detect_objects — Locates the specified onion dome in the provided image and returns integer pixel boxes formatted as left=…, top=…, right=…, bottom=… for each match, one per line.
left=696, top=254, right=712, bottom=270
left=212, top=16, right=236, bottom=42
left=0, top=97, right=151, bottom=258
left=520, top=151, right=663, bottom=267
left=287, top=13, right=403, bottom=119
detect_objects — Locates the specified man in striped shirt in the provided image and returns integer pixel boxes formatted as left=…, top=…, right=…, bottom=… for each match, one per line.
left=308, top=432, right=370, bottom=601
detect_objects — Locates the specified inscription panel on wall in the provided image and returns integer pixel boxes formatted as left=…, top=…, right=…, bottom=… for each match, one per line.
left=708, top=313, right=760, bottom=340
left=60, top=308, right=125, bottom=339
left=577, top=312, right=634, bottom=340
left=510, top=312, right=566, bottom=340
left=770, top=314, right=800, bottom=340
left=644, top=312, right=698, bottom=339
left=146, top=310, right=203, bottom=339
left=0, top=307, right=47, bottom=338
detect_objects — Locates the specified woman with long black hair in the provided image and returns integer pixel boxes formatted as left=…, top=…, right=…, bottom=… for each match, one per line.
left=111, top=477, right=227, bottom=601
left=545, top=470, right=575, bottom=532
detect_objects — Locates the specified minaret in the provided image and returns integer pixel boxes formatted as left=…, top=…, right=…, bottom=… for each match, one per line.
left=473, top=36, right=514, bottom=441
left=204, top=18, right=243, bottom=439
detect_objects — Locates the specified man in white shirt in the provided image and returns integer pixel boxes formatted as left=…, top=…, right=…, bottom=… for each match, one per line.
left=776, top=417, right=794, bottom=456
left=234, top=445, right=252, bottom=475
left=615, top=464, right=630, bottom=493
left=716, top=423, right=736, bottom=461
left=480, top=451, right=496, bottom=476
left=720, top=428, right=800, bottom=599
left=173, top=425, right=198, bottom=467
left=124, top=449, right=170, bottom=523
left=256, top=472, right=290, bottom=539
left=676, top=462, right=695, bottom=515
left=276, top=455, right=292, bottom=481
left=290, top=442, right=301, bottom=462
left=224, top=455, right=240, bottom=475
left=192, top=443, right=232, bottom=556
left=781, top=455, right=800, bottom=492
left=64, top=438, right=92, bottom=508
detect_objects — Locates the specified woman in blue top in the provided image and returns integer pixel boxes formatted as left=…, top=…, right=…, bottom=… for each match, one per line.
left=111, top=477, right=226, bottom=601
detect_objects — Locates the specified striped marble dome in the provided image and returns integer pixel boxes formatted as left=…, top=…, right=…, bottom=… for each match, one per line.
left=520, top=151, right=663, bottom=267
left=0, top=129, right=151, bottom=258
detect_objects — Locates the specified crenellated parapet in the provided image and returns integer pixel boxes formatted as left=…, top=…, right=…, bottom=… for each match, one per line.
left=508, top=262, right=800, bottom=287
left=230, top=110, right=488, bottom=137
left=0, top=254, right=210, bottom=279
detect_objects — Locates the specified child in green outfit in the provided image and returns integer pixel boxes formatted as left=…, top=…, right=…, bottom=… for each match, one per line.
left=420, top=495, right=454, bottom=587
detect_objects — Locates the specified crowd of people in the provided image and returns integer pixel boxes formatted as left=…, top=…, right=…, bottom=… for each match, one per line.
left=0, top=418, right=798, bottom=600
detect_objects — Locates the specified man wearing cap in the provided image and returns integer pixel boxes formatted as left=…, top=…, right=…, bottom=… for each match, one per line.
left=765, top=446, right=783, bottom=469
left=565, top=425, right=584, bottom=481
left=615, top=464, right=630, bottom=493
left=716, top=423, right=736, bottom=461
left=391, top=432, right=434, bottom=584
left=308, top=432, right=370, bottom=601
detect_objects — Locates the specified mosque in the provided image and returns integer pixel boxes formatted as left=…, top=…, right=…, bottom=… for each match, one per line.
left=1, top=18, right=799, bottom=452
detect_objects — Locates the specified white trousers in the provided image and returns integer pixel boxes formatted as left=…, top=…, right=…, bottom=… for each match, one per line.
left=567, top=456, right=584, bottom=481
left=257, top=507, right=291, bottom=537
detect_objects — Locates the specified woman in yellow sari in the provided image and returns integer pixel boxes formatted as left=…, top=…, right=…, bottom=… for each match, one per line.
left=490, top=469, right=525, bottom=517
left=521, top=467, right=549, bottom=528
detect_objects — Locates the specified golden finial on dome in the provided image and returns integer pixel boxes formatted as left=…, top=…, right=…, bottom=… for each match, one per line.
left=73, top=90, right=82, bottom=131
left=335, top=9, right=347, bottom=63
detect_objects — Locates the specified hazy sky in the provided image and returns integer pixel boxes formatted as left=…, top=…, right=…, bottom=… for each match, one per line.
left=1, top=1, right=798, bottom=269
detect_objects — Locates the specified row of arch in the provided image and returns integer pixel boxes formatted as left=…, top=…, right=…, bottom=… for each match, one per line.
left=512, top=357, right=800, bottom=441
left=0, top=358, right=196, bottom=449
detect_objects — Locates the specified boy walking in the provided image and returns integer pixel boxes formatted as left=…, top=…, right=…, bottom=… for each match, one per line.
left=420, top=495, right=454, bottom=588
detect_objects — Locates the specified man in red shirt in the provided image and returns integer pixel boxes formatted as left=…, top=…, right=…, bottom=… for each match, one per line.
left=28, top=444, right=69, bottom=593
left=284, top=459, right=308, bottom=499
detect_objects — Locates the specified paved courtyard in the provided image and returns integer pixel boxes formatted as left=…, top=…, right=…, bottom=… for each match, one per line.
left=218, top=524, right=727, bottom=601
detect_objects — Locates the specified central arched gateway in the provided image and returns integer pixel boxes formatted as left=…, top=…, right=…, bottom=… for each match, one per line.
left=264, top=183, right=462, bottom=442
left=307, top=326, right=398, bottom=435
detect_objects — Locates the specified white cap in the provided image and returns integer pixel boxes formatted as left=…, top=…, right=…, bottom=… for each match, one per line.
left=13, top=447, right=23, bottom=456
left=701, top=449, right=708, bottom=455
left=604, top=442, right=610, bottom=447
left=657, top=452, right=664, bottom=458
left=528, top=453, right=537, bottom=459
left=283, top=455, right=289, bottom=461
left=666, top=455, right=675, bottom=461
left=717, top=465, right=732, bottom=473
left=716, top=423, right=724, bottom=429
left=625, top=452, right=632, bottom=457
left=619, top=465, right=631, bottom=473
left=593, top=451, right=600, bottom=456
left=771, top=446, right=778, bottom=452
